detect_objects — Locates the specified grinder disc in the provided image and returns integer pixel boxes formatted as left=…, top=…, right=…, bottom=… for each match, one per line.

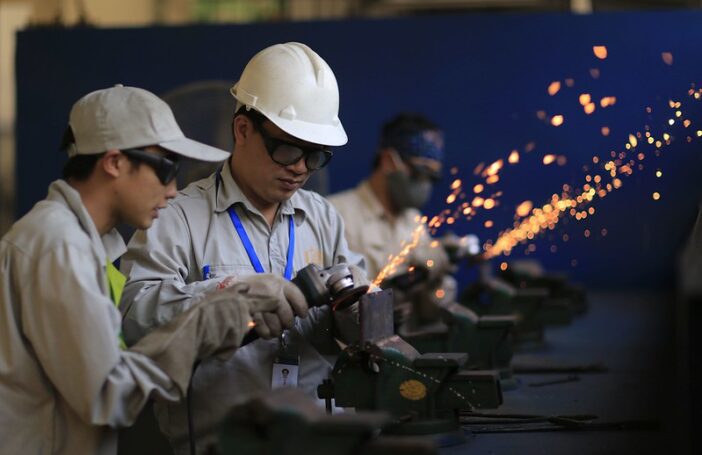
left=331, top=285, right=370, bottom=311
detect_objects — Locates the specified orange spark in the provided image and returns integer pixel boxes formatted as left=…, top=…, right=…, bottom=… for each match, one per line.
left=600, top=96, right=617, bottom=107
left=473, top=184, right=484, bottom=194
left=593, top=46, right=608, bottom=59
left=484, top=159, right=504, bottom=177
left=579, top=93, right=591, bottom=106
left=584, top=102, right=596, bottom=115
left=601, top=126, right=610, bottom=136
left=548, top=81, right=561, bottom=96
left=486, top=175, right=500, bottom=185
left=628, top=134, right=638, bottom=148
left=508, top=150, right=520, bottom=164
left=551, top=115, right=564, bottom=127
left=516, top=200, right=533, bottom=217
left=372, top=222, right=426, bottom=287
left=543, top=154, right=556, bottom=165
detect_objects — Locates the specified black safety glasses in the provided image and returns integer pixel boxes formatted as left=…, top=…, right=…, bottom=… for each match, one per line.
left=254, top=124, right=333, bottom=171
left=121, top=148, right=180, bottom=185
left=406, top=160, right=442, bottom=183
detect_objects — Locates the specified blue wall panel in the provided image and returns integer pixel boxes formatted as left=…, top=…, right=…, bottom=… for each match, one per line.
left=15, top=11, right=702, bottom=288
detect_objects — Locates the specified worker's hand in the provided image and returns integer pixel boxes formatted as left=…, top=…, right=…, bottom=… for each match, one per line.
left=129, top=289, right=278, bottom=396
left=228, top=274, right=309, bottom=339
left=216, top=275, right=239, bottom=290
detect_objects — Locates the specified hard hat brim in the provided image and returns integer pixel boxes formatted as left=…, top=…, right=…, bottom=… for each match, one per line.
left=269, top=115, right=348, bottom=147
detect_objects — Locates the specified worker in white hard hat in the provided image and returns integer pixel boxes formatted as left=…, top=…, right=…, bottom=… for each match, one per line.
left=0, top=85, right=299, bottom=455
left=120, top=43, right=366, bottom=453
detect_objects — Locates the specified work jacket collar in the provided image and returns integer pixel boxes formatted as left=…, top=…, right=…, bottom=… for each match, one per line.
left=215, top=162, right=306, bottom=224
left=48, top=180, right=127, bottom=262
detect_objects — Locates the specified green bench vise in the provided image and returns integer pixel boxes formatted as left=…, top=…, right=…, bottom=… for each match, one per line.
left=399, top=301, right=517, bottom=390
left=498, top=259, right=588, bottom=315
left=319, top=290, right=502, bottom=447
left=219, top=388, right=438, bottom=455
left=382, top=256, right=517, bottom=389
left=461, top=264, right=573, bottom=343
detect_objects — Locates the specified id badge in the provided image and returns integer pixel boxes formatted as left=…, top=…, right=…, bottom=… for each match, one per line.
left=272, top=332, right=299, bottom=388
left=271, top=356, right=299, bottom=388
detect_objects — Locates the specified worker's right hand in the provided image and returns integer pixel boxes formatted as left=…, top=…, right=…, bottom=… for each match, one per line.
left=224, top=274, right=308, bottom=339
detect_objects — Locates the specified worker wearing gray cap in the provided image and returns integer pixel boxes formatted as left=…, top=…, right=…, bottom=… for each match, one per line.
left=0, top=85, right=304, bottom=455
left=121, top=43, right=366, bottom=453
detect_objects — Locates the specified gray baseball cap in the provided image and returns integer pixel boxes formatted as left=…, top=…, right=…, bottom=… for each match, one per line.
left=67, top=84, right=230, bottom=162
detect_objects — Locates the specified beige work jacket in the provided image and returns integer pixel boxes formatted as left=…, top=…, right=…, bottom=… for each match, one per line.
left=328, top=180, right=423, bottom=279
left=0, top=180, right=179, bottom=455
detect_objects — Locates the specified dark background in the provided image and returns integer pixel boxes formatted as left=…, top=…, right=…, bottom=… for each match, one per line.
left=16, top=10, right=702, bottom=289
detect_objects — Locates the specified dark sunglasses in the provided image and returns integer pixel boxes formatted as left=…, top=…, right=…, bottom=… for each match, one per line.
left=254, top=124, right=333, bottom=171
left=121, top=148, right=180, bottom=185
left=403, top=158, right=442, bottom=183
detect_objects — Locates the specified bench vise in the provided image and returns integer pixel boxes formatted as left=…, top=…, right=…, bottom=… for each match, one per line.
left=319, top=290, right=502, bottom=447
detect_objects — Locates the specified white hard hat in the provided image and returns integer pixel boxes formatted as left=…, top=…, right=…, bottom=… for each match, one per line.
left=230, top=42, right=348, bottom=147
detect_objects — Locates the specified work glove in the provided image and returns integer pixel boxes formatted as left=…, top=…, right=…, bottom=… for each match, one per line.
left=237, top=273, right=309, bottom=339
left=129, top=286, right=278, bottom=396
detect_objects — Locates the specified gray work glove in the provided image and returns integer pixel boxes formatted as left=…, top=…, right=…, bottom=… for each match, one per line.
left=238, top=274, right=309, bottom=339
left=129, top=286, right=277, bottom=396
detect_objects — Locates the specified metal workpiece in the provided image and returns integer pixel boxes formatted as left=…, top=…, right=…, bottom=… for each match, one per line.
left=359, top=288, right=396, bottom=343
left=321, top=290, right=502, bottom=447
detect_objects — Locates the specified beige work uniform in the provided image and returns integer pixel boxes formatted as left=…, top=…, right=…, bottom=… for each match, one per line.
left=328, top=180, right=422, bottom=279
left=121, top=163, right=363, bottom=453
left=0, top=180, right=180, bottom=455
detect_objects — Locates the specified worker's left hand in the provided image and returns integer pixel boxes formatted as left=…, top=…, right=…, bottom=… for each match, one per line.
left=233, top=274, right=309, bottom=339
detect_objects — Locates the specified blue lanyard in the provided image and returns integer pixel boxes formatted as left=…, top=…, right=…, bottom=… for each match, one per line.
left=227, top=206, right=295, bottom=280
